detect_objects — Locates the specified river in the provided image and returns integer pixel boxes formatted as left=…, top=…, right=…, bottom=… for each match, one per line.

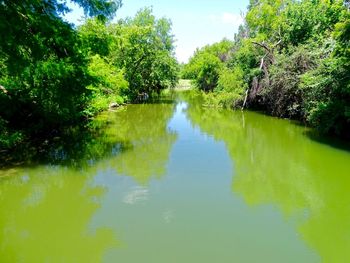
left=1, top=92, right=350, bottom=262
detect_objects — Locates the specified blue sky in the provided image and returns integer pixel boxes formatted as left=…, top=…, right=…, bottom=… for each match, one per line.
left=64, top=0, right=249, bottom=63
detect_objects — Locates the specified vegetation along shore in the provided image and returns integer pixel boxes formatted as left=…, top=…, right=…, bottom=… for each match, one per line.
left=1, top=0, right=349, bottom=153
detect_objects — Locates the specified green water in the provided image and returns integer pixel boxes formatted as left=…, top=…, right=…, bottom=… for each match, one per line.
left=1, top=94, right=350, bottom=262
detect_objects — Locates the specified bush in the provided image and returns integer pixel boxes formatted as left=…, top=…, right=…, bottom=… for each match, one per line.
left=202, top=91, right=242, bottom=109
left=0, top=117, right=24, bottom=149
left=301, top=57, right=350, bottom=136
left=216, top=67, right=247, bottom=94
left=300, top=17, right=350, bottom=137
left=257, top=44, right=319, bottom=118
left=195, top=53, right=223, bottom=91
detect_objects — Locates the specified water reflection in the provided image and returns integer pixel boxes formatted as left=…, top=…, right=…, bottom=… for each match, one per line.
left=183, top=92, right=350, bottom=262
left=0, top=123, right=125, bottom=169
left=123, top=186, right=149, bottom=205
left=94, top=103, right=178, bottom=184
left=0, top=168, right=118, bottom=262
left=0, top=102, right=177, bottom=261
left=3, top=93, right=350, bottom=262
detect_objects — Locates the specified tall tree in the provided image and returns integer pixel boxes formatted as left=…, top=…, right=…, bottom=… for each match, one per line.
left=0, top=0, right=122, bottom=148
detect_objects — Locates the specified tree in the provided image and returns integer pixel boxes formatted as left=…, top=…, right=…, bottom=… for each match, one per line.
left=109, top=8, right=179, bottom=99
left=182, top=0, right=350, bottom=137
left=0, top=0, right=121, bottom=148
left=301, top=15, right=350, bottom=137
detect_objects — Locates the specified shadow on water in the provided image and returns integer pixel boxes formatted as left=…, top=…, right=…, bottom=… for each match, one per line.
left=304, top=130, right=350, bottom=153
left=261, top=117, right=350, bottom=156
left=1, top=100, right=178, bottom=186
left=0, top=115, right=128, bottom=261
left=0, top=127, right=131, bottom=170
left=0, top=99, right=178, bottom=172
left=0, top=101, right=178, bottom=262
left=284, top=116, right=350, bottom=153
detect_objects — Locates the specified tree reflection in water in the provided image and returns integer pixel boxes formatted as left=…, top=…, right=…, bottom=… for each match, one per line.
left=183, top=91, right=350, bottom=263
left=0, top=102, right=178, bottom=262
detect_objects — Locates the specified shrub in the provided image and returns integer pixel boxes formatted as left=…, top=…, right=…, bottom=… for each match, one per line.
left=216, top=67, right=247, bottom=94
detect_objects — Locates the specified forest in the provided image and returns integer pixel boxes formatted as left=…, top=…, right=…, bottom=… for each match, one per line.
left=0, top=0, right=178, bottom=149
left=182, top=0, right=350, bottom=138
left=1, top=0, right=349, bottom=151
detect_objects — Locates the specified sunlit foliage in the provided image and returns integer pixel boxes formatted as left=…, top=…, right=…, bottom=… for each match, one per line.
left=184, top=0, right=350, bottom=138
left=0, top=2, right=179, bottom=149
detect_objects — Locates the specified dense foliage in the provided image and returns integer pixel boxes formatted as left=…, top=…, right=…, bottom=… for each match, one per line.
left=79, top=8, right=178, bottom=103
left=182, top=39, right=248, bottom=108
left=183, top=0, right=350, bottom=138
left=0, top=2, right=178, bottom=149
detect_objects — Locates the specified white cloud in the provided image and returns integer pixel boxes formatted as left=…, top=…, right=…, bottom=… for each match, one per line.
left=209, top=12, right=243, bottom=27
left=123, top=186, right=149, bottom=205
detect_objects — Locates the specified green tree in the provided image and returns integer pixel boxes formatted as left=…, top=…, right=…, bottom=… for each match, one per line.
left=301, top=16, right=350, bottom=137
left=110, top=8, right=179, bottom=99
left=183, top=39, right=234, bottom=92
left=0, top=0, right=122, bottom=148
left=183, top=0, right=350, bottom=137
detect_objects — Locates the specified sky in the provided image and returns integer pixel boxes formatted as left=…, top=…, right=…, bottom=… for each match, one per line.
left=64, top=0, right=249, bottom=63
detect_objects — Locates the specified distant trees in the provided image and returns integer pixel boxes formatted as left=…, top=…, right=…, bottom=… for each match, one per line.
left=181, top=39, right=246, bottom=108
left=79, top=7, right=179, bottom=108
left=112, top=8, right=179, bottom=99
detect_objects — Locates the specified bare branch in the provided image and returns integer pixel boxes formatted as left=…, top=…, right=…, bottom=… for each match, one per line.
left=260, top=54, right=267, bottom=70
left=0, top=85, right=9, bottom=95
left=0, top=85, right=12, bottom=99
left=273, top=39, right=282, bottom=48
left=242, top=88, right=249, bottom=111
left=252, top=41, right=271, bottom=52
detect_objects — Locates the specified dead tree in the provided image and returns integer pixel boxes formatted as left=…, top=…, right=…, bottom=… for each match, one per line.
left=241, top=39, right=281, bottom=110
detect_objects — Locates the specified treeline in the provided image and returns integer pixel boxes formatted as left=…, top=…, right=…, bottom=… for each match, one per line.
left=0, top=1, right=178, bottom=149
left=182, top=0, right=350, bottom=138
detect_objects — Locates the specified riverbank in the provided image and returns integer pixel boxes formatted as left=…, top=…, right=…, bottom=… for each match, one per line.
left=181, top=78, right=350, bottom=140
left=181, top=1, right=350, bottom=139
